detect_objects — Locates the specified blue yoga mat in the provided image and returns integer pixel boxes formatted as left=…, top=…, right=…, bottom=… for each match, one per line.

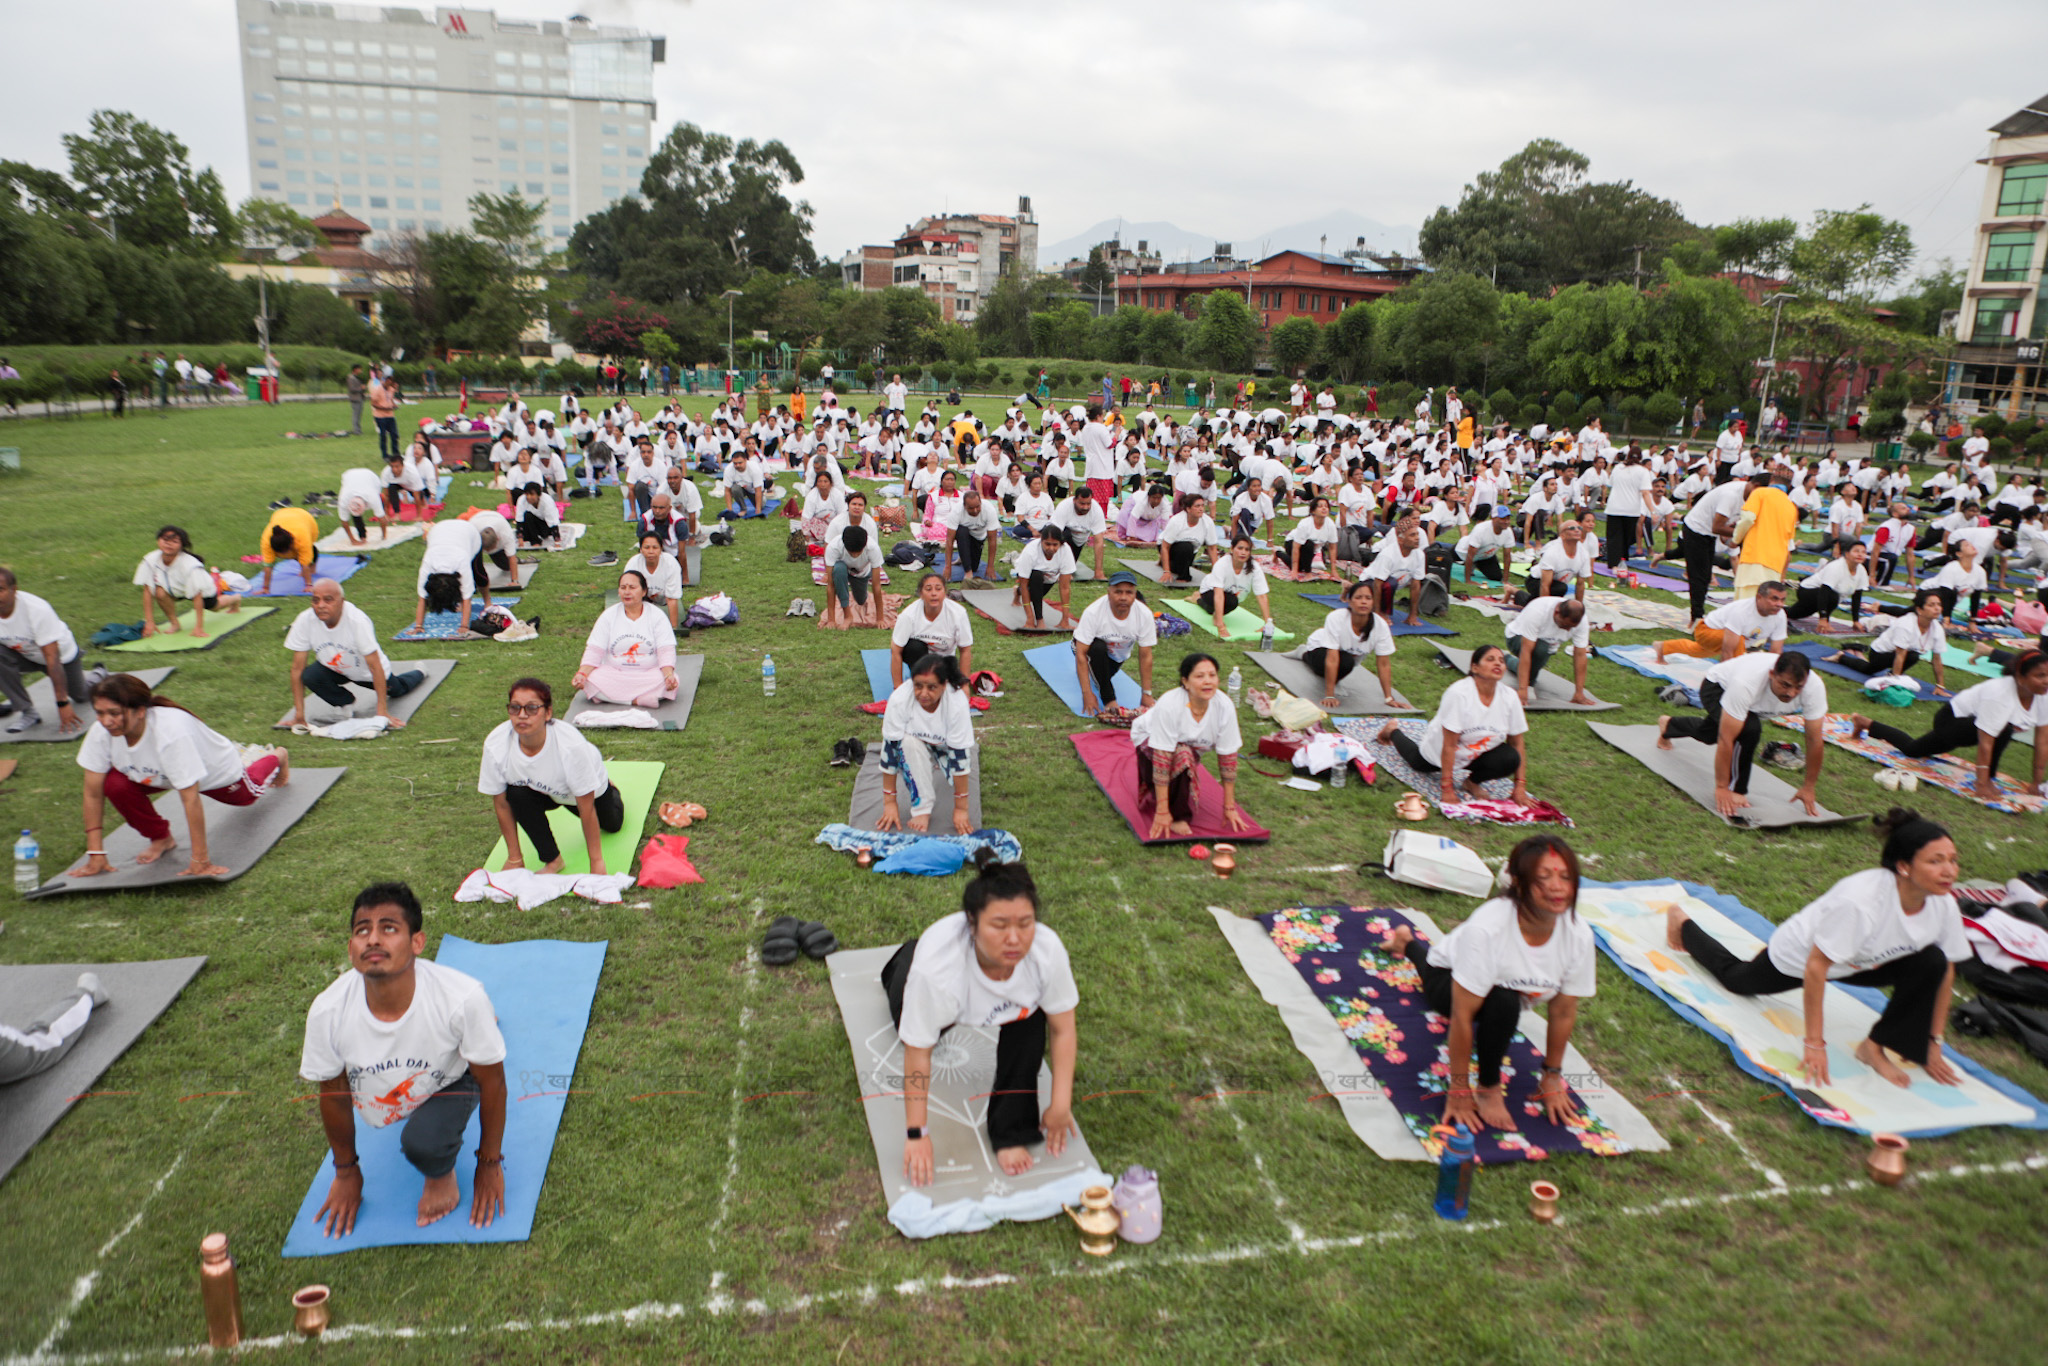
left=282, top=935, right=608, bottom=1256
left=1582, top=879, right=2047, bottom=1138
left=1780, top=640, right=1947, bottom=700
left=249, top=555, right=368, bottom=598
left=942, top=554, right=1006, bottom=583
left=861, top=648, right=894, bottom=702
left=1299, top=593, right=1457, bottom=636
left=1024, top=642, right=1140, bottom=717
left=717, top=498, right=783, bottom=521
left=393, top=597, right=519, bottom=641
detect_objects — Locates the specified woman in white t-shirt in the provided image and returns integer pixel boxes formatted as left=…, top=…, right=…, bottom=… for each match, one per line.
left=1377, top=834, right=1595, bottom=1131
left=1919, top=540, right=1989, bottom=621
left=1300, top=580, right=1408, bottom=710
left=1158, top=495, right=1223, bottom=585
left=1377, top=643, right=1529, bottom=805
left=881, top=853, right=1078, bottom=1185
left=574, top=571, right=679, bottom=708
left=1666, top=809, right=1970, bottom=1089
left=1007, top=472, right=1057, bottom=540
left=133, top=525, right=240, bottom=640
left=72, top=672, right=287, bottom=882
left=1198, top=536, right=1274, bottom=637
left=479, top=677, right=622, bottom=874
left=1600, top=452, right=1653, bottom=570
left=1783, top=542, right=1870, bottom=630
left=1011, top=525, right=1078, bottom=630
left=799, top=470, right=848, bottom=543
left=1129, top=652, right=1249, bottom=839
left=1854, top=649, right=2048, bottom=801
left=1279, top=496, right=1341, bottom=575
left=632, top=533, right=685, bottom=628
left=877, top=654, right=977, bottom=834
left=890, top=573, right=975, bottom=687
left=1830, top=588, right=1949, bottom=692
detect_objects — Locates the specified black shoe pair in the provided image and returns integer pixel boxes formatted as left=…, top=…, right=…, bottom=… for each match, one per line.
left=829, top=737, right=867, bottom=768
left=762, top=916, right=838, bottom=966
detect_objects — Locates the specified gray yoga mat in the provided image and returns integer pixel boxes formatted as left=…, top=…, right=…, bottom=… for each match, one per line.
left=563, top=654, right=704, bottom=732
left=1245, top=650, right=1415, bottom=715
left=1430, top=643, right=1619, bottom=712
left=26, top=766, right=348, bottom=898
left=0, top=668, right=173, bottom=744
left=827, top=944, right=1103, bottom=1215
left=486, top=558, right=540, bottom=590
left=1119, top=557, right=1201, bottom=589
left=1207, top=907, right=1667, bottom=1161
left=0, top=957, right=209, bottom=1186
left=1587, top=721, right=1864, bottom=830
left=847, top=745, right=982, bottom=829
left=958, top=588, right=1074, bottom=634
left=272, top=658, right=457, bottom=730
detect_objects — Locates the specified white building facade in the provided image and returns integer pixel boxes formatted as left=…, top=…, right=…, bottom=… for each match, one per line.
left=235, top=1, right=664, bottom=252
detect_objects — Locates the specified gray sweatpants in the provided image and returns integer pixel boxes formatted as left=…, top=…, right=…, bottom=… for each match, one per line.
left=0, top=648, right=89, bottom=718
left=0, top=990, right=94, bottom=1086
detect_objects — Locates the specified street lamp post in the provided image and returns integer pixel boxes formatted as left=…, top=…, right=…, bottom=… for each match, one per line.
left=722, top=287, right=744, bottom=389
left=1755, top=291, right=1799, bottom=449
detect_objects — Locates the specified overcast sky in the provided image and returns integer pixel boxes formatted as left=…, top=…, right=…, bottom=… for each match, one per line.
left=5, top=0, right=2045, bottom=281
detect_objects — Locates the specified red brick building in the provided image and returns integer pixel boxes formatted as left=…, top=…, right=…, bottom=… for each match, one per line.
left=1116, top=248, right=1423, bottom=329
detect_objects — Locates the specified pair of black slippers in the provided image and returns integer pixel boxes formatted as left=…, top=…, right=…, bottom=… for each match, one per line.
left=762, top=916, right=837, bottom=966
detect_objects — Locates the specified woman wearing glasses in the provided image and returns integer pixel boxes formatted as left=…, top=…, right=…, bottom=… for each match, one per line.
left=477, top=677, right=622, bottom=874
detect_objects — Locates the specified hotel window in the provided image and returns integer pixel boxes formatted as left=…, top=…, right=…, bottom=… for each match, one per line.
left=1997, top=163, right=2048, bottom=217
left=288, top=192, right=307, bottom=205
left=1984, top=230, right=2038, bottom=283
left=369, top=196, right=388, bottom=209
left=1974, top=295, right=2022, bottom=339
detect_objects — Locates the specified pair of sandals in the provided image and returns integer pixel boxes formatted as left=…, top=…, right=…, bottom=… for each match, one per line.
left=658, top=800, right=709, bottom=828
left=762, top=916, right=837, bottom=966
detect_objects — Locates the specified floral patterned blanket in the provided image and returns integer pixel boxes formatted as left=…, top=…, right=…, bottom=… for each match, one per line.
left=1257, top=904, right=1630, bottom=1164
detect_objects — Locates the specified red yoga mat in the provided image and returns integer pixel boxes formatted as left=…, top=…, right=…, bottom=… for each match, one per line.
left=1068, top=729, right=1271, bottom=845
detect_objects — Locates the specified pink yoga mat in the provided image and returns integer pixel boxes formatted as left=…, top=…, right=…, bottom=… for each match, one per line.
left=1069, top=729, right=1271, bottom=844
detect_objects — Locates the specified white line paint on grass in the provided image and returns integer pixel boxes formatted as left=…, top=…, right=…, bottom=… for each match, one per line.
left=706, top=899, right=765, bottom=1261
left=1665, top=1071, right=1786, bottom=1190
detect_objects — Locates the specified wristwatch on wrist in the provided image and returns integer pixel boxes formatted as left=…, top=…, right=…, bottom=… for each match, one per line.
left=906, top=1126, right=927, bottom=1141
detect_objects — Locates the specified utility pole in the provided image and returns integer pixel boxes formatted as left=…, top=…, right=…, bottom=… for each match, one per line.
left=1755, top=292, right=1800, bottom=446
left=1630, top=243, right=1647, bottom=290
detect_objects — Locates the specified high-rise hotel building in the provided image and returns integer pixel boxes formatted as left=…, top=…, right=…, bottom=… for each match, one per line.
left=235, top=2, right=665, bottom=250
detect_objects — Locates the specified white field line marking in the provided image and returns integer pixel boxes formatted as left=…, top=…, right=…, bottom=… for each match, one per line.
left=1664, top=1071, right=1786, bottom=1190
left=27, top=1098, right=232, bottom=1365
left=706, top=899, right=765, bottom=1261
left=17, top=1155, right=2048, bottom=1366
left=1109, top=877, right=1302, bottom=1244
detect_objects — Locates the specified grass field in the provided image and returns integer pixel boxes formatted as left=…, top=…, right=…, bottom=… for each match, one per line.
left=1, top=400, right=2045, bottom=1365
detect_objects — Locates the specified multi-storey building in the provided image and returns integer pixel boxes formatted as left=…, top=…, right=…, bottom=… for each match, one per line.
left=235, top=1, right=664, bottom=254
left=835, top=198, right=1038, bottom=322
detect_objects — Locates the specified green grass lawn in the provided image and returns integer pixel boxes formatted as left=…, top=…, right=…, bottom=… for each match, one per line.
left=1, top=401, right=2045, bottom=1365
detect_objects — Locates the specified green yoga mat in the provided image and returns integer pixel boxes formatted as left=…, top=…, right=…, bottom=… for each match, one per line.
left=484, top=760, right=664, bottom=875
left=1165, top=599, right=1297, bottom=643
left=105, top=605, right=276, bottom=652
left=1941, top=645, right=2005, bottom=681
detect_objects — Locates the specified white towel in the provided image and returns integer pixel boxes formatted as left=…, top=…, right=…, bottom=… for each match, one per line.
left=571, top=707, right=659, bottom=729
left=454, top=867, right=637, bottom=910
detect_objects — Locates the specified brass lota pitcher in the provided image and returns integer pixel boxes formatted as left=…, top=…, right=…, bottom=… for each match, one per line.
left=1063, top=1184, right=1121, bottom=1257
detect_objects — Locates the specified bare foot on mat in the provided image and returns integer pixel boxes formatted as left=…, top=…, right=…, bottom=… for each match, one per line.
left=1854, top=1038, right=1912, bottom=1088
left=417, top=1171, right=462, bottom=1226
left=996, top=1145, right=1036, bottom=1177
left=1665, top=906, right=1689, bottom=951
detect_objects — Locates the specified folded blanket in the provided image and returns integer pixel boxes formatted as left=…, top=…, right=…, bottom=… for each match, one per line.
left=572, top=708, right=660, bottom=729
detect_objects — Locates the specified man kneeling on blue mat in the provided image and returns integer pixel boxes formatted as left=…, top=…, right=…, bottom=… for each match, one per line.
left=301, top=881, right=508, bottom=1234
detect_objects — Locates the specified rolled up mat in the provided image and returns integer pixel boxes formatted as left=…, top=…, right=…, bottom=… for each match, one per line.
left=483, top=759, right=664, bottom=875
left=1585, top=720, right=1864, bottom=830
left=1428, top=643, right=1618, bottom=711
left=244, top=555, right=369, bottom=598
left=1068, top=728, right=1270, bottom=844
left=1165, top=599, right=1298, bottom=643
left=563, top=656, right=703, bottom=732
left=1298, top=594, right=1453, bottom=636
left=826, top=944, right=1106, bottom=1238
left=273, top=659, right=458, bottom=730
left=0, top=957, right=209, bottom=1186
left=1, top=667, right=173, bottom=745
left=281, top=935, right=609, bottom=1255
left=105, top=605, right=277, bottom=653
left=27, top=766, right=347, bottom=897
left=1023, top=642, right=1140, bottom=717
left=958, top=588, right=1074, bottom=634
left=860, top=648, right=895, bottom=703
left=1577, top=878, right=2043, bottom=1137
left=847, top=745, right=982, bottom=830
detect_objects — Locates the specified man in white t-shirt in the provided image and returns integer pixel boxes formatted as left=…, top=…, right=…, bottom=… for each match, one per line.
left=1658, top=649, right=1826, bottom=818
left=0, top=566, right=86, bottom=735
left=1655, top=582, right=1788, bottom=664
left=286, top=580, right=427, bottom=729
left=1504, top=596, right=1596, bottom=706
left=883, top=374, right=909, bottom=414
left=1072, top=571, right=1158, bottom=715
left=302, top=882, right=508, bottom=1236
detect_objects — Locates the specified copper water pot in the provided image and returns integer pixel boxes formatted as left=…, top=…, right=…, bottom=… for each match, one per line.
left=292, top=1285, right=331, bottom=1338
left=1209, top=844, right=1237, bottom=878
left=1528, top=1180, right=1560, bottom=1224
left=1866, top=1133, right=1909, bottom=1187
left=1063, top=1184, right=1121, bottom=1256
left=198, top=1233, right=242, bottom=1349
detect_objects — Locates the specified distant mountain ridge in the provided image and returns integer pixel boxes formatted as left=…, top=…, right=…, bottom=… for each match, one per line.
left=1040, top=209, right=1417, bottom=268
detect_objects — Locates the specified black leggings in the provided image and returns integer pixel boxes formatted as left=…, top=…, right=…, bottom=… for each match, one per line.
left=518, top=510, right=556, bottom=545
left=1866, top=706, right=2016, bottom=775
left=1298, top=646, right=1359, bottom=688
left=1783, top=583, right=1853, bottom=623
left=1680, top=920, right=1950, bottom=1062
left=882, top=940, right=1047, bottom=1150
left=953, top=530, right=985, bottom=577
left=1389, top=730, right=1521, bottom=784
left=1026, top=570, right=1061, bottom=620
left=1682, top=526, right=1719, bottom=622
left=1084, top=638, right=1124, bottom=706
left=1834, top=647, right=1921, bottom=678
left=1204, top=588, right=1241, bottom=618
left=1404, top=938, right=1521, bottom=1088
left=1282, top=540, right=1326, bottom=573
left=1663, top=679, right=1761, bottom=793
left=1166, top=540, right=1199, bottom=583
left=1604, top=513, right=1638, bottom=569
left=500, top=781, right=625, bottom=865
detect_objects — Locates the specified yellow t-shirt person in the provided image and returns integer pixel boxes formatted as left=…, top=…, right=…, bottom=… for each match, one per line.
left=260, top=507, right=320, bottom=570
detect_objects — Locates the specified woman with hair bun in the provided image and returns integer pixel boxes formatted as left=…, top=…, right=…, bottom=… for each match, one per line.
left=877, top=653, right=977, bottom=834
left=1850, top=648, right=2048, bottom=801
left=1378, top=833, right=1595, bottom=1132
left=1665, top=808, right=1969, bottom=1089
left=881, top=851, right=1078, bottom=1185
left=72, top=673, right=288, bottom=881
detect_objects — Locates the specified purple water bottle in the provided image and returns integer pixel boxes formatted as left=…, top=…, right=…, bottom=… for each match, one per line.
left=1432, top=1123, right=1475, bottom=1220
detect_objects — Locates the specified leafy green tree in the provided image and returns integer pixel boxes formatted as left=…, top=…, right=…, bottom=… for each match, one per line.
left=1788, top=206, right=1914, bottom=302
left=236, top=197, right=321, bottom=260
left=1642, top=389, right=1685, bottom=434
left=1139, top=308, right=1187, bottom=367
left=1191, top=290, right=1258, bottom=371
left=0, top=194, right=113, bottom=341
left=1079, top=246, right=1113, bottom=299
left=1387, top=272, right=1499, bottom=386
left=1269, top=316, right=1321, bottom=374
left=880, top=287, right=940, bottom=359
left=468, top=192, right=549, bottom=270
left=1712, top=217, right=1798, bottom=278
left=1325, top=302, right=1376, bottom=382
left=62, top=110, right=234, bottom=256
left=831, top=291, right=886, bottom=356
left=973, top=272, right=1062, bottom=357
left=1879, top=262, right=1964, bottom=336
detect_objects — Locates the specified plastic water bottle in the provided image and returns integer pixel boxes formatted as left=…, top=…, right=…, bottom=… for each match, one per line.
left=1225, top=664, right=1243, bottom=705
left=1432, top=1123, right=1476, bottom=1220
left=761, top=653, right=777, bottom=698
left=1259, top=620, right=1275, bottom=652
left=13, top=829, right=38, bottom=894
